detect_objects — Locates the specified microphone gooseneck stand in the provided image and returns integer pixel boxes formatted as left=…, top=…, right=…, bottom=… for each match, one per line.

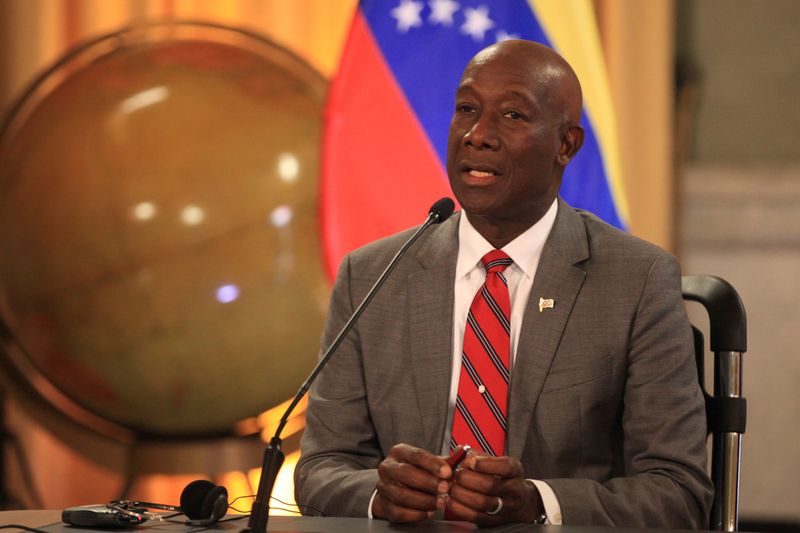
left=242, top=198, right=455, bottom=533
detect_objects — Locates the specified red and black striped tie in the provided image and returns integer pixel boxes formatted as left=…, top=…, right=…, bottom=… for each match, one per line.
left=451, top=249, right=512, bottom=457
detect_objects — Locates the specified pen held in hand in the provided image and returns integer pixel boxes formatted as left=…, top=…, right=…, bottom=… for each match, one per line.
left=446, top=445, right=471, bottom=470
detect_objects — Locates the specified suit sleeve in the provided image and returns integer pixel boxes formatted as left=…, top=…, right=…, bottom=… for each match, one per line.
left=293, top=254, right=381, bottom=517
left=545, top=253, right=714, bottom=528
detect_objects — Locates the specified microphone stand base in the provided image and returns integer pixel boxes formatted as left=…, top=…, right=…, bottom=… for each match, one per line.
left=241, top=437, right=284, bottom=533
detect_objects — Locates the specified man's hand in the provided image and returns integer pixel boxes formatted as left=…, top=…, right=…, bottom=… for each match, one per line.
left=446, top=454, right=543, bottom=525
left=372, top=443, right=453, bottom=523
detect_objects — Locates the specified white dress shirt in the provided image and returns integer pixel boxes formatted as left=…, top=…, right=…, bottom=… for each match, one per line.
left=440, top=199, right=562, bottom=525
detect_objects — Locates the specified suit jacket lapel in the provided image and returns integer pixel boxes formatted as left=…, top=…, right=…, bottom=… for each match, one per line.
left=508, top=199, right=590, bottom=457
left=407, top=213, right=459, bottom=451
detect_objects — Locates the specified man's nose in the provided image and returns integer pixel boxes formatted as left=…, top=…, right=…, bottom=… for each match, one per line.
left=464, top=115, right=499, bottom=150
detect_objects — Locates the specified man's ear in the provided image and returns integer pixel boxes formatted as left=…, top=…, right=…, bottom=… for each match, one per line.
left=557, top=125, right=584, bottom=166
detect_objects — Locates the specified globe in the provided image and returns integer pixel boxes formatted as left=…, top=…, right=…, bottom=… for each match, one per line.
left=0, top=22, right=329, bottom=437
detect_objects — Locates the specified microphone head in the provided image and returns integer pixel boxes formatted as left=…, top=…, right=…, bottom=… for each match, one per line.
left=429, top=197, right=455, bottom=224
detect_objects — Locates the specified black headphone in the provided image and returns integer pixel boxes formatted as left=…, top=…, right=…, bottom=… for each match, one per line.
left=111, top=479, right=229, bottom=526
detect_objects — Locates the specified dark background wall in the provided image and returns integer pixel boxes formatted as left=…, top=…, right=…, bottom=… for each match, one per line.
left=677, top=0, right=800, bottom=522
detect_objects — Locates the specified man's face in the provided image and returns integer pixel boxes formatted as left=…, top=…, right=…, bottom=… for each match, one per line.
left=446, top=49, right=566, bottom=229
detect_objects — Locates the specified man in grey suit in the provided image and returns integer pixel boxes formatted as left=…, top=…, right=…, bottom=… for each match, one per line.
left=295, top=40, right=713, bottom=528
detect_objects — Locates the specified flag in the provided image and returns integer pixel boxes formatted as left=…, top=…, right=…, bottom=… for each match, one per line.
left=321, top=0, right=629, bottom=279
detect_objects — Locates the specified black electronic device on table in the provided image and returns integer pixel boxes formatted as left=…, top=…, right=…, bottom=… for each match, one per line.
left=61, top=479, right=229, bottom=528
left=61, top=504, right=147, bottom=528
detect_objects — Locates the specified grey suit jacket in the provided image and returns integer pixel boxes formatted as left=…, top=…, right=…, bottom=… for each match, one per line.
left=295, top=199, right=713, bottom=528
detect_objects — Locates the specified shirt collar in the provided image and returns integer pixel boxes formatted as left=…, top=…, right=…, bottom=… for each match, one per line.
left=456, top=199, right=559, bottom=279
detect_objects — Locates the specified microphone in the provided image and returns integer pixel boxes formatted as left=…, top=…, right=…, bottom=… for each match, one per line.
left=428, top=197, right=456, bottom=223
left=242, top=197, right=455, bottom=533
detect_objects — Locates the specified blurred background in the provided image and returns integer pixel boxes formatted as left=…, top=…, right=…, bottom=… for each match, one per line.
left=0, top=0, right=797, bottom=529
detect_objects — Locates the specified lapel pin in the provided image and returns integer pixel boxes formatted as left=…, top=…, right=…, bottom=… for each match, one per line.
left=539, top=297, right=554, bottom=313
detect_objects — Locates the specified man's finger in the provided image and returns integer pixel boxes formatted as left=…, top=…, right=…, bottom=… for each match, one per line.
left=464, top=454, right=523, bottom=478
left=372, top=492, right=434, bottom=523
left=389, top=443, right=451, bottom=478
left=446, top=481, right=502, bottom=524
left=450, top=461, right=544, bottom=525
left=379, top=456, right=448, bottom=495
left=452, top=465, right=504, bottom=496
left=376, top=478, right=439, bottom=510
left=374, top=443, right=451, bottom=520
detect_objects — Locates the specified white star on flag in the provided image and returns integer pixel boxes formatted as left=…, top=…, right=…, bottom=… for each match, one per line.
left=391, top=0, right=424, bottom=32
left=495, top=30, right=520, bottom=43
left=428, top=0, right=460, bottom=26
left=461, top=5, right=494, bottom=41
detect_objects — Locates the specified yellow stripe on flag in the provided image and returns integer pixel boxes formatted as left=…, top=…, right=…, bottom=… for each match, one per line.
left=528, top=0, right=630, bottom=226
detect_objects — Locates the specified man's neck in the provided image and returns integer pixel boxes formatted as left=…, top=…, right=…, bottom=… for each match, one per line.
left=465, top=212, right=545, bottom=249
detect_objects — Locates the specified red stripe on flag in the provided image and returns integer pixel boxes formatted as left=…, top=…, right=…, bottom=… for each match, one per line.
left=321, top=11, right=453, bottom=280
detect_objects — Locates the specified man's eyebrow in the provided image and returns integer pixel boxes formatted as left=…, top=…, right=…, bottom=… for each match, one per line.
left=504, top=89, right=536, bottom=106
left=454, top=84, right=536, bottom=105
left=454, top=84, right=477, bottom=96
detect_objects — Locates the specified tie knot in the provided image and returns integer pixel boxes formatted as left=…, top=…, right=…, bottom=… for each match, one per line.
left=481, top=250, right=512, bottom=273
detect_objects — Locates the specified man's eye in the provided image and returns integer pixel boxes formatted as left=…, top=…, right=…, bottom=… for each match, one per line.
left=505, top=111, right=523, bottom=120
left=456, top=104, right=475, bottom=113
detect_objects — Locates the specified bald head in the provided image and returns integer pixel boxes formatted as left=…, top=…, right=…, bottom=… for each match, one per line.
left=465, top=40, right=583, bottom=128
left=446, top=39, right=586, bottom=247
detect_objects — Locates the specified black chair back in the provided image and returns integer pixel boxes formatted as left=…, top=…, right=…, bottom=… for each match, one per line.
left=682, top=275, right=747, bottom=532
